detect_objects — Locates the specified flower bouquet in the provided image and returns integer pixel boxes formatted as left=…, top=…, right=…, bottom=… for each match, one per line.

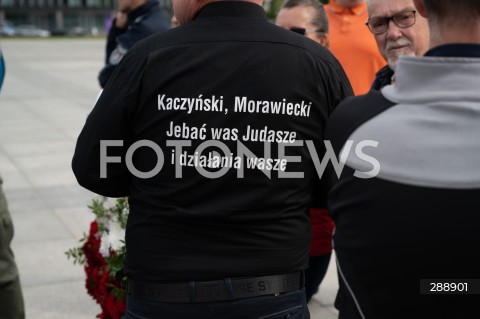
left=66, top=197, right=129, bottom=319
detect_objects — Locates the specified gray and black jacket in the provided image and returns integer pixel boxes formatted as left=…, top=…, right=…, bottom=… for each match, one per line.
left=326, top=44, right=480, bottom=319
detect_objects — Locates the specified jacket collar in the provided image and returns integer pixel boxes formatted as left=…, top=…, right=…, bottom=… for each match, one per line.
left=371, top=65, right=394, bottom=91
left=425, top=44, right=480, bottom=58
left=195, top=1, right=268, bottom=20
left=382, top=54, right=480, bottom=103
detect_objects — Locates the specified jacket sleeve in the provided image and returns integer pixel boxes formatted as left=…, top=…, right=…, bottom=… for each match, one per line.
left=73, top=49, right=146, bottom=197
left=310, top=53, right=354, bottom=208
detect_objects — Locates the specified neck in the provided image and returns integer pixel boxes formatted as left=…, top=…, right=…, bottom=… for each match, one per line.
left=429, top=21, right=480, bottom=48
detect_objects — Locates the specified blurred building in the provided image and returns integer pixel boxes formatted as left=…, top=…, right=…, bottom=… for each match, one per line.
left=0, top=0, right=172, bottom=35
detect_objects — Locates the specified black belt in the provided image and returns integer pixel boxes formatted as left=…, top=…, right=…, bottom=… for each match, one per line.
left=127, top=272, right=304, bottom=303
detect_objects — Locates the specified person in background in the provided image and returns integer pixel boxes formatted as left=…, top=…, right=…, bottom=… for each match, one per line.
left=72, top=0, right=353, bottom=316
left=326, top=0, right=480, bottom=317
left=276, top=0, right=335, bottom=303
left=276, top=0, right=329, bottom=47
left=366, top=0, right=429, bottom=90
left=98, top=0, right=170, bottom=88
left=0, top=47, right=26, bottom=319
left=324, top=0, right=385, bottom=95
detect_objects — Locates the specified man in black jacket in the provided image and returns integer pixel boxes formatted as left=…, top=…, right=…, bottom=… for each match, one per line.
left=366, top=0, right=429, bottom=90
left=73, top=0, right=352, bottom=317
left=98, top=0, right=170, bottom=88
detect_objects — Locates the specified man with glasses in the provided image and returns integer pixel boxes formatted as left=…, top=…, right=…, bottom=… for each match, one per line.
left=325, top=0, right=480, bottom=318
left=275, top=0, right=335, bottom=304
left=366, top=0, right=429, bottom=90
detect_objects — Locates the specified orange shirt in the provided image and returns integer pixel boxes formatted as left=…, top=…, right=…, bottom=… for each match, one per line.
left=325, top=0, right=386, bottom=95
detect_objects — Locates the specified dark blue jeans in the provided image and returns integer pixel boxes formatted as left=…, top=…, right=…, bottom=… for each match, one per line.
left=124, top=289, right=309, bottom=319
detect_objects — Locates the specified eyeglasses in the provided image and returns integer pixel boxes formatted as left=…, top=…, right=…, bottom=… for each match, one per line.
left=366, top=10, right=416, bottom=35
left=289, top=27, right=325, bottom=36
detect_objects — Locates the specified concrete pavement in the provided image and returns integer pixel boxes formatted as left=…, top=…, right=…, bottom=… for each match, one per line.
left=0, top=38, right=339, bottom=319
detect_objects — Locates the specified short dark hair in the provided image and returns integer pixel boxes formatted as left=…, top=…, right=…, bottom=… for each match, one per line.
left=280, top=0, right=329, bottom=33
left=423, top=0, right=480, bottom=22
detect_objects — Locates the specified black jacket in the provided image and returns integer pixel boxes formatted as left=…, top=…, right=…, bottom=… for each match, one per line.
left=74, top=1, right=352, bottom=282
left=370, top=65, right=394, bottom=91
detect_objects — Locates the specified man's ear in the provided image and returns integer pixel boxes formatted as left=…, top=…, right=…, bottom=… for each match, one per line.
left=413, top=0, right=428, bottom=18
